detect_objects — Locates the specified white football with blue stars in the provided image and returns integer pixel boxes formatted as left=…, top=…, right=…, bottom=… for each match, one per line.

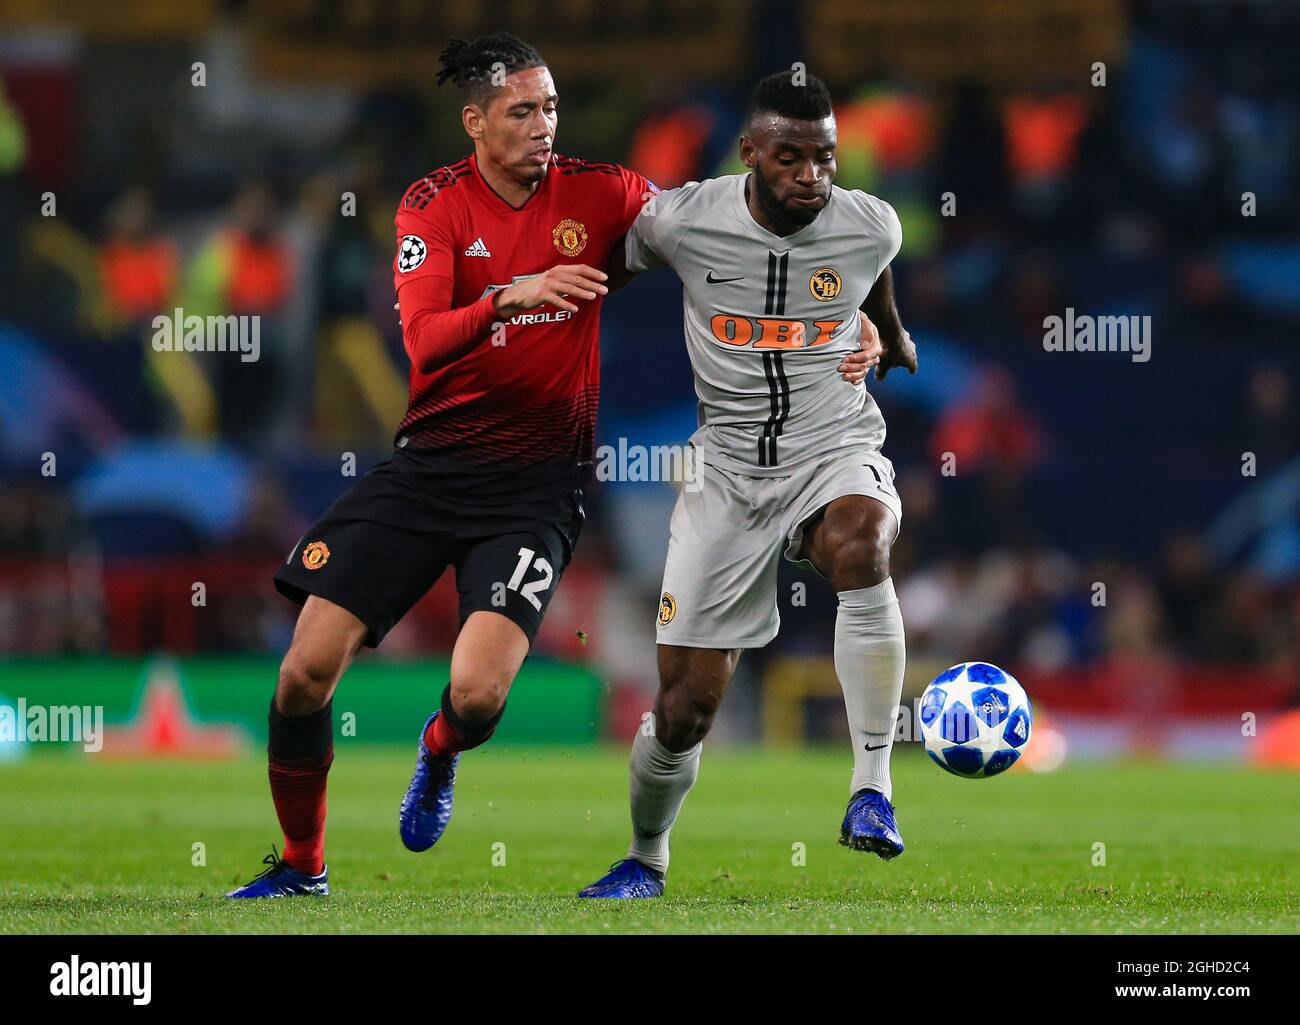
left=919, top=662, right=1032, bottom=778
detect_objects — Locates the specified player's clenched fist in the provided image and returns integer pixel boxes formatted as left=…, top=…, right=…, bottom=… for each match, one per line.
left=493, top=264, right=609, bottom=317
left=837, top=310, right=884, bottom=384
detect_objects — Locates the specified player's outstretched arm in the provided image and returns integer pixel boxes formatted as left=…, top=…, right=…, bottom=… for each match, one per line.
left=862, top=266, right=917, bottom=379
left=494, top=263, right=608, bottom=318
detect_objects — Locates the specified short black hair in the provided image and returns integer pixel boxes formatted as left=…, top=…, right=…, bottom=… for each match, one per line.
left=748, top=69, right=833, bottom=125
left=436, top=32, right=546, bottom=107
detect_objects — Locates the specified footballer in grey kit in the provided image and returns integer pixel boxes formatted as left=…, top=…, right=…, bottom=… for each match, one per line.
left=580, top=68, right=919, bottom=900
left=625, top=170, right=901, bottom=476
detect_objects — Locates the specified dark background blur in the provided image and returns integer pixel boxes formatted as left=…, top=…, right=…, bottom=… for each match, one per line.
left=1, top=0, right=1297, bottom=760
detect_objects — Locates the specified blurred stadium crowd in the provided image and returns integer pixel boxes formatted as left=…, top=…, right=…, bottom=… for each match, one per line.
left=0, top=1, right=1296, bottom=732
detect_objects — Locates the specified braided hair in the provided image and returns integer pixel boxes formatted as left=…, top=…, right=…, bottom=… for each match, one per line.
left=436, top=32, right=546, bottom=107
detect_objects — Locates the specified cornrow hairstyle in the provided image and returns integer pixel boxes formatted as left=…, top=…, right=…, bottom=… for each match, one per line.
left=435, top=32, right=546, bottom=107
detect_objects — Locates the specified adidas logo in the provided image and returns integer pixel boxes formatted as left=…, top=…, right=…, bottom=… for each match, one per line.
left=464, top=237, right=491, bottom=257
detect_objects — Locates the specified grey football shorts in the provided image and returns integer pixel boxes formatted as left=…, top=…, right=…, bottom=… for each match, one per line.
left=655, top=448, right=902, bottom=648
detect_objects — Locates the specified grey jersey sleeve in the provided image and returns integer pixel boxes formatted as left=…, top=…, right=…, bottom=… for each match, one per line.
left=624, top=182, right=701, bottom=273
left=846, top=191, right=903, bottom=281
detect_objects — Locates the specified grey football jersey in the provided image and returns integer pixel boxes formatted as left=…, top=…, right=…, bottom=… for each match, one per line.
left=626, top=173, right=902, bottom=475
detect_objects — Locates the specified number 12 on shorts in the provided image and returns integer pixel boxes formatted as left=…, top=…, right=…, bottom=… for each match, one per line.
left=507, top=547, right=554, bottom=611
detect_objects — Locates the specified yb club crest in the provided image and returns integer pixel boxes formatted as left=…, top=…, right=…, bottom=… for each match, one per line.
left=553, top=218, right=588, bottom=257
left=809, top=267, right=842, bottom=302
left=658, top=592, right=677, bottom=626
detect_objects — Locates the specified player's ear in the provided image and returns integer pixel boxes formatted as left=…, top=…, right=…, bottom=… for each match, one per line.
left=462, top=104, right=485, bottom=142
left=739, top=135, right=756, bottom=168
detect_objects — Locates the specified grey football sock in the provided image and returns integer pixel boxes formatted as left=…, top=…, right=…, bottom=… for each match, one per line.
left=834, top=577, right=906, bottom=801
left=626, top=728, right=701, bottom=875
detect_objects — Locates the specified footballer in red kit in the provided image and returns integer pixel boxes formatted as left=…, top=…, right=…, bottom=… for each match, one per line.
left=229, top=32, right=656, bottom=899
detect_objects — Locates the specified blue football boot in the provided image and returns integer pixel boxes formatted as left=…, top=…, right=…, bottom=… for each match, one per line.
left=576, top=858, right=665, bottom=899
left=839, top=788, right=905, bottom=859
left=226, top=847, right=329, bottom=898
left=399, top=712, right=459, bottom=852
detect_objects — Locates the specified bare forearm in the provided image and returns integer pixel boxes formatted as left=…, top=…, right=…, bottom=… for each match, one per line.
left=862, top=266, right=904, bottom=343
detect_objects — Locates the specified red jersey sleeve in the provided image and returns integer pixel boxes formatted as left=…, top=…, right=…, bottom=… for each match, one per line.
left=394, top=200, right=455, bottom=287
left=393, top=195, right=497, bottom=374
left=614, top=167, right=660, bottom=234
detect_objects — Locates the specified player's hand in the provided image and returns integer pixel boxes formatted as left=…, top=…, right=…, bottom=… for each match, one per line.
left=875, top=327, right=918, bottom=380
left=838, top=311, right=884, bottom=384
left=494, top=264, right=609, bottom=317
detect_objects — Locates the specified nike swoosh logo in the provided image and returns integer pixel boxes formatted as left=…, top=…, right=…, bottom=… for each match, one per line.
left=705, top=271, right=744, bottom=284
left=864, top=742, right=889, bottom=751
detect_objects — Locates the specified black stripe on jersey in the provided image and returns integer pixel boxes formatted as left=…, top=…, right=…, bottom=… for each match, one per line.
left=758, top=353, right=790, bottom=466
left=560, top=164, right=622, bottom=177
left=760, top=353, right=778, bottom=465
left=406, top=160, right=472, bottom=208
left=412, top=170, right=471, bottom=209
left=771, top=351, right=789, bottom=462
left=764, top=251, right=789, bottom=315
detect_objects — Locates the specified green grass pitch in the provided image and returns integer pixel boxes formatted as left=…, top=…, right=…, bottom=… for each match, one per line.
left=1, top=746, right=1296, bottom=934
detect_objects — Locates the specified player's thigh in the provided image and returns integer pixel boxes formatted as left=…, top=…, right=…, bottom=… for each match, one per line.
left=801, top=495, right=899, bottom=588
left=784, top=451, right=902, bottom=581
left=277, top=595, right=369, bottom=714
left=657, top=462, right=782, bottom=649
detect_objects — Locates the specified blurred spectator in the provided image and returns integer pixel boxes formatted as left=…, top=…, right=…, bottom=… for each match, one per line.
left=182, top=182, right=293, bottom=442
left=98, top=188, right=178, bottom=328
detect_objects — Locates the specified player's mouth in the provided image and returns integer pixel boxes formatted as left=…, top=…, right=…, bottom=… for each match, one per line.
left=526, top=146, right=553, bottom=163
left=787, top=193, right=826, bottom=208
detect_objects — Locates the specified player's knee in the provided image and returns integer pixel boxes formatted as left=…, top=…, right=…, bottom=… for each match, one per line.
left=825, top=517, right=893, bottom=590
left=656, top=682, right=723, bottom=751
left=276, top=647, right=342, bottom=716
left=835, top=537, right=890, bottom=588
left=448, top=673, right=509, bottom=725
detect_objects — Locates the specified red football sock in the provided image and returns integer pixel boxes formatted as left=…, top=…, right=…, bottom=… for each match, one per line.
left=424, top=713, right=465, bottom=757
left=268, top=751, right=333, bottom=876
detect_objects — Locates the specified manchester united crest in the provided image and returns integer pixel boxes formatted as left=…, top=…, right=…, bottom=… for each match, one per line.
left=809, top=267, right=842, bottom=301
left=301, top=540, right=331, bottom=570
left=553, top=218, right=588, bottom=257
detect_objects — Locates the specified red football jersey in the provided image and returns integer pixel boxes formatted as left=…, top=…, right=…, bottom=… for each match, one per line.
left=392, top=152, right=654, bottom=501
